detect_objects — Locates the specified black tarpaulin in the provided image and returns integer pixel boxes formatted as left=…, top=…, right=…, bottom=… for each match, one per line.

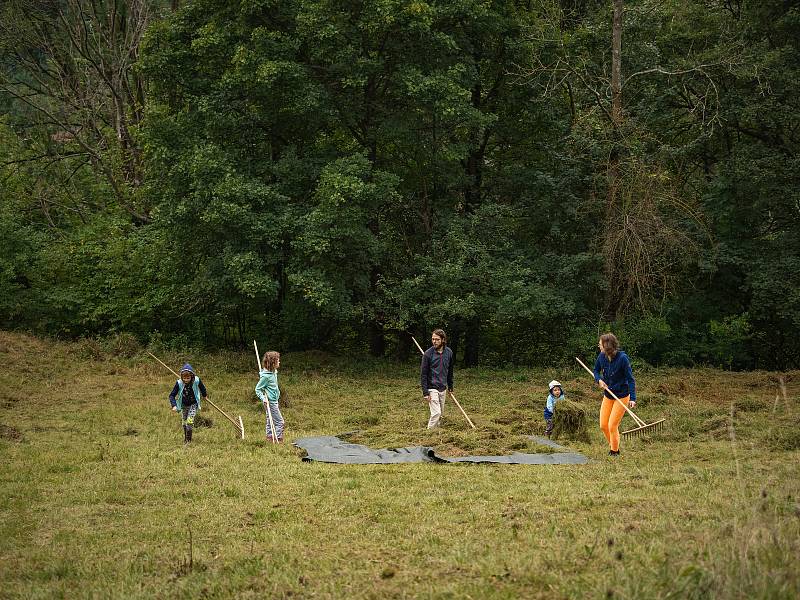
left=293, top=435, right=589, bottom=465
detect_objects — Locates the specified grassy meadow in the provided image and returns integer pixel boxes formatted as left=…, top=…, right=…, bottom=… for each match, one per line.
left=1, top=331, right=798, bottom=599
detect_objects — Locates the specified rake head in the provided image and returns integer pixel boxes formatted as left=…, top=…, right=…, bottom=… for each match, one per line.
left=621, top=418, right=666, bottom=438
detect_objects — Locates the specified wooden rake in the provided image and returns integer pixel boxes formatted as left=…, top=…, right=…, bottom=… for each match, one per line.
left=253, top=340, right=278, bottom=443
left=148, top=352, right=245, bottom=439
left=575, top=356, right=665, bottom=438
left=412, top=336, right=475, bottom=429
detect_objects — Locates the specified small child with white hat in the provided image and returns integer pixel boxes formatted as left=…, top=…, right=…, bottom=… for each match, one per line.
left=544, top=380, right=564, bottom=437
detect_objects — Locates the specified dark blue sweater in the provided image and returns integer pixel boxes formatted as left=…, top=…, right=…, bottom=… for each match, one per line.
left=420, top=346, right=454, bottom=397
left=593, top=351, right=636, bottom=402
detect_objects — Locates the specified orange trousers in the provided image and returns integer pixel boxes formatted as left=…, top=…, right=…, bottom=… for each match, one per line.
left=599, top=396, right=628, bottom=451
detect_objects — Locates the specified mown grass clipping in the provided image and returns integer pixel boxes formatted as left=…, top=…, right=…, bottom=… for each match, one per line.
left=551, top=398, right=590, bottom=442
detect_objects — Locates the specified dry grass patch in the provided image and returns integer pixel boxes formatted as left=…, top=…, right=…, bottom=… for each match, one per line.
left=0, top=331, right=798, bottom=599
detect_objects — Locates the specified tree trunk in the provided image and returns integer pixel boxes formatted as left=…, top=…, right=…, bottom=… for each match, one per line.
left=463, top=83, right=487, bottom=215
left=463, top=317, right=480, bottom=367
left=611, top=0, right=623, bottom=128
left=605, top=0, right=624, bottom=318
left=369, top=320, right=385, bottom=357
left=395, top=332, right=412, bottom=362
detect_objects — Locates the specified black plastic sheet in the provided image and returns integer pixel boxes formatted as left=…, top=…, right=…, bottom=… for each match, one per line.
left=294, top=435, right=589, bottom=465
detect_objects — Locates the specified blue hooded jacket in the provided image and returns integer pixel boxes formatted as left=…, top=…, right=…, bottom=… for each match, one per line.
left=593, top=351, right=636, bottom=402
left=544, top=381, right=564, bottom=419
left=169, top=363, right=207, bottom=410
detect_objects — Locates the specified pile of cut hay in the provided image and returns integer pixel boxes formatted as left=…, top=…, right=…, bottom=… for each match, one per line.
left=194, top=414, right=213, bottom=428
left=345, top=423, right=554, bottom=457
left=552, top=399, right=589, bottom=442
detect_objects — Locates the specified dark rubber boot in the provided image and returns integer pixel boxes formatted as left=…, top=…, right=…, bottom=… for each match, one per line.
left=186, top=428, right=192, bottom=443
left=183, top=425, right=189, bottom=444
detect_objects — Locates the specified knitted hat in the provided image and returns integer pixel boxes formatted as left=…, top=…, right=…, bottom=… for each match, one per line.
left=179, top=364, right=195, bottom=376
left=548, top=380, right=562, bottom=393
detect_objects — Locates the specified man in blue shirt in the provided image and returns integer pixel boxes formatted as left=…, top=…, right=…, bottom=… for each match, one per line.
left=420, top=329, right=454, bottom=429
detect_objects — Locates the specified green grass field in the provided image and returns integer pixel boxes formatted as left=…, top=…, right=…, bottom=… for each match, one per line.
left=1, top=331, right=798, bottom=599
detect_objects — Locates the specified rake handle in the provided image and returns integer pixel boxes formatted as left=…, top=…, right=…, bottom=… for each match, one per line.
left=575, top=356, right=646, bottom=427
left=412, top=336, right=476, bottom=429
left=204, top=397, right=243, bottom=430
left=447, top=391, right=476, bottom=429
left=254, top=340, right=278, bottom=443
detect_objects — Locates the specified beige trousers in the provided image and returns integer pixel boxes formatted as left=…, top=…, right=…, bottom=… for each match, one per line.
left=427, top=389, right=447, bottom=428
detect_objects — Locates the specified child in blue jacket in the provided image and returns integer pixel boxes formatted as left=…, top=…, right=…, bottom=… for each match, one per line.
left=255, top=351, right=285, bottom=443
left=168, top=364, right=208, bottom=444
left=544, top=380, right=564, bottom=437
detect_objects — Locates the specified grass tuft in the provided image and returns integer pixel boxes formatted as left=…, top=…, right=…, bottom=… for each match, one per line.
left=194, top=414, right=213, bottom=428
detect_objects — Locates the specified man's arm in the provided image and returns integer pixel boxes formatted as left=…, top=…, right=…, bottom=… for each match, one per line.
left=420, top=351, right=430, bottom=397
left=447, top=349, right=454, bottom=391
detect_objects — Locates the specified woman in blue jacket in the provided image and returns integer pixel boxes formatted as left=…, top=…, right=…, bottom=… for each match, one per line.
left=593, top=333, right=636, bottom=456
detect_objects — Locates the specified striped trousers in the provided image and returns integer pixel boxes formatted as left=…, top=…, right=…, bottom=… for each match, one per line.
left=264, top=401, right=285, bottom=440
left=181, top=403, right=198, bottom=431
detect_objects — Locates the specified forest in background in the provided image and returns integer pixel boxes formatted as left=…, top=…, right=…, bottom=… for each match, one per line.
left=1, top=0, right=798, bottom=369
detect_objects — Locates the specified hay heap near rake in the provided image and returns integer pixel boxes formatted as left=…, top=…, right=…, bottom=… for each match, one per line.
left=551, top=399, right=590, bottom=442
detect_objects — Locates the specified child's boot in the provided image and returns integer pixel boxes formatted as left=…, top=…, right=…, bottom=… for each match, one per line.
left=183, top=425, right=189, bottom=444
left=186, top=427, right=192, bottom=444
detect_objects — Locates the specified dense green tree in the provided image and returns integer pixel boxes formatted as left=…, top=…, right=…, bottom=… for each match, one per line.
left=1, top=0, right=797, bottom=368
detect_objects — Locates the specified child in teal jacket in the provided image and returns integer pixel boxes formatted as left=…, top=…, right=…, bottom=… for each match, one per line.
left=255, top=351, right=285, bottom=442
left=169, top=363, right=208, bottom=444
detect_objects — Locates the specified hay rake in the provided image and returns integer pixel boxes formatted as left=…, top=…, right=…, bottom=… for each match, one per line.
left=253, top=340, right=278, bottom=443
left=148, top=352, right=245, bottom=440
left=411, top=336, right=476, bottom=429
left=575, top=357, right=665, bottom=438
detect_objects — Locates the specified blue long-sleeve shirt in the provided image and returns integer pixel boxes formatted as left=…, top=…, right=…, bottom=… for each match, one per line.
left=593, top=351, right=636, bottom=402
left=545, top=393, right=563, bottom=415
left=420, top=346, right=454, bottom=397
left=544, top=392, right=564, bottom=419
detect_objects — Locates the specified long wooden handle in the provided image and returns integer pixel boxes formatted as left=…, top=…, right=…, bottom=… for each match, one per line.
left=412, top=335, right=475, bottom=429
left=575, top=356, right=645, bottom=426
left=253, top=340, right=261, bottom=372
left=148, top=352, right=180, bottom=378
left=254, top=340, right=278, bottom=442
left=149, top=352, right=243, bottom=432
left=204, top=397, right=243, bottom=429
left=447, top=391, right=476, bottom=429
